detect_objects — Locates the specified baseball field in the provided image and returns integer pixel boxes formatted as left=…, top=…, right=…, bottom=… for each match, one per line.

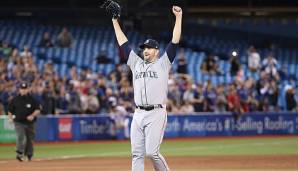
left=0, top=136, right=297, bottom=171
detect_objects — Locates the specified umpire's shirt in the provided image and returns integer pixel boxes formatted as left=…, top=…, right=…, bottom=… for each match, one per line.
left=8, top=92, right=40, bottom=123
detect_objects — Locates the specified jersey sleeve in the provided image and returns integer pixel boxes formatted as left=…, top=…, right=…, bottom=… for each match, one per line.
left=165, top=42, right=179, bottom=63
left=120, top=42, right=131, bottom=61
left=159, top=42, right=179, bottom=72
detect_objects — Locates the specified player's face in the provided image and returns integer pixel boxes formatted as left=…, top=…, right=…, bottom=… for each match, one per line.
left=143, top=47, right=159, bottom=62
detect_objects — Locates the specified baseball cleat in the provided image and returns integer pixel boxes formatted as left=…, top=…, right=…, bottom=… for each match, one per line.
left=16, top=154, right=24, bottom=162
left=27, top=155, right=33, bottom=161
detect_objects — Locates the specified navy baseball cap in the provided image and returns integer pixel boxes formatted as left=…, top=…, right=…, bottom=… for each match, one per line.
left=139, top=39, right=159, bottom=49
left=20, top=82, right=28, bottom=89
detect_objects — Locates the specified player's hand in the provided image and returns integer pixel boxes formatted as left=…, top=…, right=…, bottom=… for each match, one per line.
left=172, top=6, right=182, bottom=18
left=27, top=115, right=35, bottom=122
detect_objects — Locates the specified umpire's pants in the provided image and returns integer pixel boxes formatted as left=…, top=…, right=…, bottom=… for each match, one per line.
left=14, top=122, right=35, bottom=156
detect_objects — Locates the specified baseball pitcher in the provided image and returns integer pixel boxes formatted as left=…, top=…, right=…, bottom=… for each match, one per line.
left=102, top=1, right=182, bottom=170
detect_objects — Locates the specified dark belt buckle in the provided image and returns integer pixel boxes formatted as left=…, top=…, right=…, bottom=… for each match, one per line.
left=144, top=106, right=154, bottom=111
left=138, top=105, right=162, bottom=111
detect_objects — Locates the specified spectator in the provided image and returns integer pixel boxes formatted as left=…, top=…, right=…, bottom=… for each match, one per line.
left=7, top=48, right=20, bottom=73
left=107, top=72, right=120, bottom=93
left=86, top=88, right=100, bottom=114
left=101, top=87, right=118, bottom=113
left=192, top=84, right=205, bottom=112
left=247, top=92, right=259, bottom=112
left=0, top=58, right=7, bottom=74
left=182, top=80, right=194, bottom=104
left=215, top=84, right=227, bottom=112
left=227, top=83, right=244, bottom=118
left=20, top=45, right=32, bottom=58
left=262, top=53, right=279, bottom=80
left=203, top=80, right=217, bottom=112
left=107, top=96, right=130, bottom=138
left=200, top=53, right=220, bottom=75
left=258, top=96, right=270, bottom=112
left=256, top=71, right=269, bottom=98
left=88, top=68, right=98, bottom=79
left=247, top=46, right=261, bottom=72
left=69, top=66, right=80, bottom=87
left=230, top=53, right=241, bottom=76
left=167, top=80, right=182, bottom=112
left=181, top=78, right=195, bottom=114
left=96, top=76, right=107, bottom=109
left=41, top=83, right=56, bottom=115
left=39, top=32, right=54, bottom=48
left=235, top=68, right=245, bottom=84
left=0, top=81, right=14, bottom=112
left=267, top=79, right=279, bottom=111
left=109, top=64, right=123, bottom=82
left=180, top=101, right=194, bottom=113
left=11, top=48, right=20, bottom=59
left=285, top=86, right=297, bottom=112
left=0, top=41, right=12, bottom=62
left=78, top=80, right=92, bottom=113
left=56, top=27, right=73, bottom=48
left=119, top=79, right=134, bottom=113
left=66, top=85, right=82, bottom=114
left=243, top=78, right=258, bottom=112
left=177, top=49, right=188, bottom=74
left=23, top=56, right=38, bottom=82
left=278, top=64, right=296, bottom=81
left=237, top=82, right=249, bottom=113
left=55, top=85, right=68, bottom=114
left=171, top=100, right=183, bottom=114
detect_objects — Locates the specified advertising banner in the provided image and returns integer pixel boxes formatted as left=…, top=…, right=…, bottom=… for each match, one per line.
left=72, top=116, right=116, bottom=140
left=0, top=116, right=16, bottom=143
left=58, top=117, right=73, bottom=140
left=33, top=113, right=298, bottom=142
left=165, top=113, right=298, bottom=137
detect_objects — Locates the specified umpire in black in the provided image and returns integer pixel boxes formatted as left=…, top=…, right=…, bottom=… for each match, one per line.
left=8, top=82, right=41, bottom=162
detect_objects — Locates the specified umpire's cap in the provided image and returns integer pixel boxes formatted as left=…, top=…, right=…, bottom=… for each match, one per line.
left=139, top=39, right=159, bottom=49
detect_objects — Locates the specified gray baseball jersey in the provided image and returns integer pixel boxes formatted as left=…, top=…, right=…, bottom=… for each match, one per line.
left=127, top=50, right=171, bottom=106
left=122, top=42, right=177, bottom=106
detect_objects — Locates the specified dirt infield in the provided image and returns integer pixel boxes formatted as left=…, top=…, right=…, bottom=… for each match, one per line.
left=1, top=155, right=298, bottom=171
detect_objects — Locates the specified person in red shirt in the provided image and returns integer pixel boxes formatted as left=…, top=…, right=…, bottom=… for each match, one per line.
left=227, top=83, right=244, bottom=119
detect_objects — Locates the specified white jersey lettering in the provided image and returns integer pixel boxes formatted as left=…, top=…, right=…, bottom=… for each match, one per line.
left=127, top=50, right=172, bottom=106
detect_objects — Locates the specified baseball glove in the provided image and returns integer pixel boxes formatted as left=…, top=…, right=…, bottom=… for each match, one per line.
left=100, top=0, right=121, bottom=19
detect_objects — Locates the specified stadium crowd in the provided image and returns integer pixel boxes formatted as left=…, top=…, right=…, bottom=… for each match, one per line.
left=0, top=33, right=297, bottom=117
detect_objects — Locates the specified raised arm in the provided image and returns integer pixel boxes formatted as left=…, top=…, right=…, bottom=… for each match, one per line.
left=165, top=6, right=182, bottom=63
left=112, top=19, right=128, bottom=46
left=171, top=6, right=182, bottom=44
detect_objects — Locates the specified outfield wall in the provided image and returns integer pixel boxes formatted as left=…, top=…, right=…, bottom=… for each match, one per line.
left=1, top=113, right=298, bottom=143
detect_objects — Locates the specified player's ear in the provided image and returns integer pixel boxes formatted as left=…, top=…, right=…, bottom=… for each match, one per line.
left=138, top=49, right=144, bottom=59
left=155, top=49, right=159, bottom=56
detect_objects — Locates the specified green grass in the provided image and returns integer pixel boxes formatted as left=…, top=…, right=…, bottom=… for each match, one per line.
left=0, top=137, right=298, bottom=159
left=163, top=137, right=298, bottom=156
